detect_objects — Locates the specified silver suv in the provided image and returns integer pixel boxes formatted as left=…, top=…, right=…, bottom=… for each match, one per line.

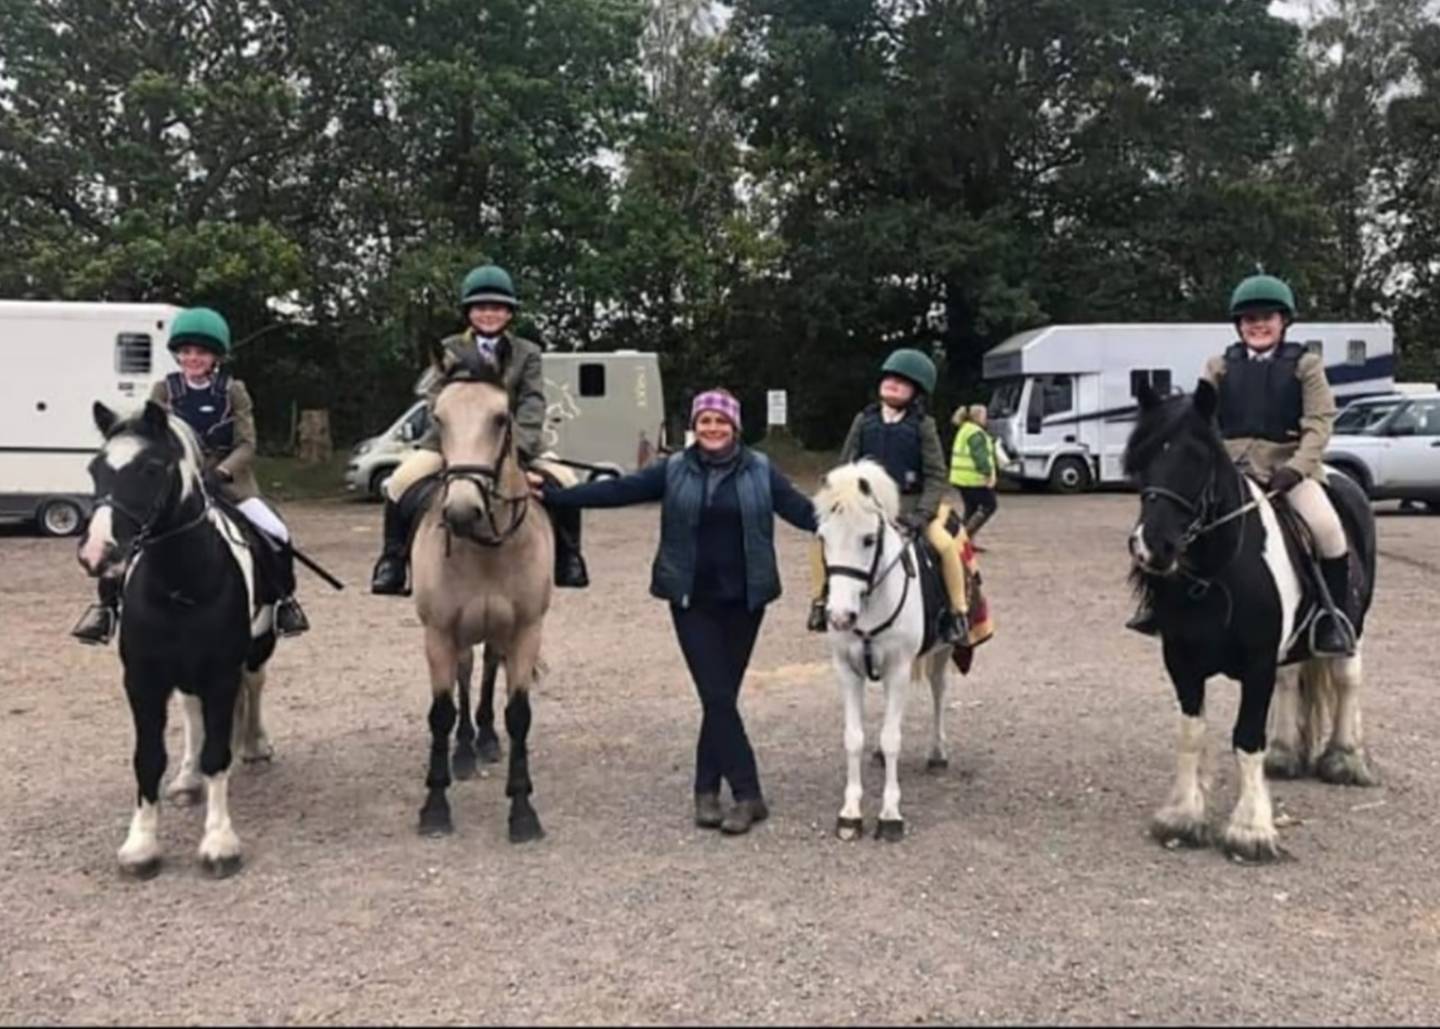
left=1325, top=393, right=1440, bottom=511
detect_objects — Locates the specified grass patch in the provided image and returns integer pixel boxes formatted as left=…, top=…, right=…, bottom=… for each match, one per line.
left=754, top=429, right=840, bottom=490
left=253, top=452, right=353, bottom=501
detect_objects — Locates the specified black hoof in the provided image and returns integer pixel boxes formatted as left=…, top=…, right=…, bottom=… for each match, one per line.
left=418, top=795, right=453, bottom=837
left=926, top=756, right=949, bottom=772
left=477, top=736, right=503, bottom=764
left=508, top=811, right=545, bottom=844
left=870, top=749, right=885, bottom=767
left=452, top=746, right=478, bottom=781
left=200, top=854, right=243, bottom=879
left=121, top=857, right=162, bottom=881
left=875, top=818, right=905, bottom=842
left=835, top=816, right=864, bottom=841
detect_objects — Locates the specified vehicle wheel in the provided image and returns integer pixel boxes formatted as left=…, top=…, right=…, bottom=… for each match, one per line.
left=369, top=466, right=396, bottom=501
left=1048, top=456, right=1092, bottom=495
left=38, top=498, right=85, bottom=537
left=1426, top=501, right=1440, bottom=515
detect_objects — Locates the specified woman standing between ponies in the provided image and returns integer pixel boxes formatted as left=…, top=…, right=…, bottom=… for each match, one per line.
left=540, top=389, right=817, bottom=834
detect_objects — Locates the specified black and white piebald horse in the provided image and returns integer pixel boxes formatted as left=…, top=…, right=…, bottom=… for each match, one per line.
left=1125, top=382, right=1378, bottom=862
left=77, top=400, right=276, bottom=879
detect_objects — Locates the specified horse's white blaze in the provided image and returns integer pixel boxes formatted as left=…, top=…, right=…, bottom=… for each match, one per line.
left=103, top=436, right=143, bottom=470
left=78, top=505, right=115, bottom=572
left=1251, top=481, right=1302, bottom=657
left=1227, top=749, right=1276, bottom=845
left=166, top=695, right=205, bottom=802
left=118, top=799, right=160, bottom=869
left=198, top=770, right=241, bottom=865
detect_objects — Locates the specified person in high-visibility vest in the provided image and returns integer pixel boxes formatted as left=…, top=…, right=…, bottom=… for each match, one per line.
left=950, top=404, right=999, bottom=543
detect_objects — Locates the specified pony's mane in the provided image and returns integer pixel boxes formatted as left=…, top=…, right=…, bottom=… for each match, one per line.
left=1121, top=392, right=1225, bottom=479
left=813, top=459, right=901, bottom=524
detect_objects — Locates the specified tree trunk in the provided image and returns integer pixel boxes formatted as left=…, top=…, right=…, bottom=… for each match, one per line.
left=296, top=409, right=332, bottom=464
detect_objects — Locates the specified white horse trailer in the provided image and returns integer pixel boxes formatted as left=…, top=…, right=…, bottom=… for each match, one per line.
left=0, top=301, right=179, bottom=534
left=982, top=322, right=1396, bottom=493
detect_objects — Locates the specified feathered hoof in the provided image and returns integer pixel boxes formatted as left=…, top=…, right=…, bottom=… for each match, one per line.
left=451, top=745, right=478, bottom=782
left=1150, top=811, right=1211, bottom=850
left=166, top=784, right=202, bottom=807
left=875, top=818, right=905, bottom=843
left=836, top=816, right=864, bottom=841
left=1221, top=826, right=1289, bottom=865
left=926, top=756, right=949, bottom=772
left=1316, top=746, right=1379, bottom=787
left=119, top=855, right=163, bottom=881
left=1264, top=744, right=1309, bottom=781
left=508, top=804, right=544, bottom=844
left=200, top=854, right=243, bottom=880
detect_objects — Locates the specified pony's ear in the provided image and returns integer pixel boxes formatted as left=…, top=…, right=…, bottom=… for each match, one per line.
left=1193, top=379, right=1219, bottom=420
left=858, top=477, right=872, bottom=497
left=93, top=402, right=118, bottom=437
left=140, top=401, right=168, bottom=436
left=1136, top=383, right=1161, bottom=412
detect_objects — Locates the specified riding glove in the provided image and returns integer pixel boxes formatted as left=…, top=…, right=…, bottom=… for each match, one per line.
left=1269, top=465, right=1304, bottom=495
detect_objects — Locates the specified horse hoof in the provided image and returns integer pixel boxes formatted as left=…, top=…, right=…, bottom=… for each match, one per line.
left=926, top=756, right=949, bottom=773
left=452, top=749, right=478, bottom=782
left=477, top=738, right=503, bottom=764
left=418, top=799, right=453, bottom=837
left=1149, top=815, right=1211, bottom=850
left=200, top=854, right=243, bottom=879
left=508, top=814, right=545, bottom=844
left=240, top=752, right=274, bottom=766
left=120, top=857, right=162, bottom=881
left=870, top=749, right=885, bottom=767
left=875, top=819, right=905, bottom=842
left=1316, top=746, right=1379, bottom=787
left=167, top=786, right=202, bottom=807
left=836, top=816, right=863, bottom=841
left=1221, top=833, right=1290, bottom=865
left=1263, top=750, right=1307, bottom=781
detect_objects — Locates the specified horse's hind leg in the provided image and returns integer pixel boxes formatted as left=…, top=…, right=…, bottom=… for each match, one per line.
left=875, top=667, right=909, bottom=842
left=1316, top=651, right=1379, bottom=786
left=165, top=694, right=205, bottom=806
left=502, top=627, right=543, bottom=844
left=926, top=652, right=950, bottom=772
left=419, top=628, right=459, bottom=836
left=477, top=646, right=503, bottom=763
left=233, top=661, right=274, bottom=764
left=1222, top=661, right=1283, bottom=863
left=196, top=667, right=245, bottom=878
left=1150, top=672, right=1211, bottom=849
left=1264, top=664, right=1308, bottom=780
left=835, top=662, right=865, bottom=841
left=118, top=669, right=169, bottom=879
left=452, top=647, right=478, bottom=781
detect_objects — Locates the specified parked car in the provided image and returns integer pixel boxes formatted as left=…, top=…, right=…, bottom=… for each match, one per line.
left=1324, top=392, right=1440, bottom=511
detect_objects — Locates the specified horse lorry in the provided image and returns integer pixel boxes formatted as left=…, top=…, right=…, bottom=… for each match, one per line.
left=0, top=301, right=180, bottom=535
left=981, top=322, right=1396, bottom=493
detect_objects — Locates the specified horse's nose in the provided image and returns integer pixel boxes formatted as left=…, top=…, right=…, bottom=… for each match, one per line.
left=444, top=505, right=479, bottom=537
left=828, top=608, right=857, bottom=632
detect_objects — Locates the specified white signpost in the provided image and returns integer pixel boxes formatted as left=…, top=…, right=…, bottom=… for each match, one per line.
left=766, top=389, right=788, bottom=427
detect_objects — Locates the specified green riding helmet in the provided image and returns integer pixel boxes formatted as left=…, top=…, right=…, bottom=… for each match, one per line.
left=459, top=264, right=519, bottom=310
left=880, top=348, right=938, bottom=396
left=1229, top=274, right=1296, bottom=320
left=167, top=306, right=231, bottom=357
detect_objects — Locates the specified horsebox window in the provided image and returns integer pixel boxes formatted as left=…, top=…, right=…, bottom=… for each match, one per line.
left=115, top=333, right=152, bottom=375
left=579, top=363, right=606, bottom=398
left=1347, top=339, right=1366, bottom=366
left=1129, top=369, right=1173, bottom=398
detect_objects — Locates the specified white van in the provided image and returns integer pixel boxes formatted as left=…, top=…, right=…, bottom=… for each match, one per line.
left=345, top=350, right=668, bottom=499
left=0, top=300, right=181, bottom=534
left=982, top=322, right=1396, bottom=492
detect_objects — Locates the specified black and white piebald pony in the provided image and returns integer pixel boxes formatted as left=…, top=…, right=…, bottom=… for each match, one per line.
left=814, top=460, right=955, bottom=842
left=77, top=400, right=276, bottom=879
left=1125, top=382, right=1378, bottom=862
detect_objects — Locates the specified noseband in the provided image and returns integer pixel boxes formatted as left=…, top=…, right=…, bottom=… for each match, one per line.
left=440, top=417, right=530, bottom=547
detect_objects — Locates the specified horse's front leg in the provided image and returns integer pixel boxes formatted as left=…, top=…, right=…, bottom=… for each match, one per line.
left=926, top=651, right=950, bottom=771
left=476, top=645, right=503, bottom=764
left=503, top=626, right=544, bottom=844
left=419, top=628, right=459, bottom=836
left=196, top=666, right=245, bottom=878
left=118, top=667, right=169, bottom=879
left=165, top=694, right=205, bottom=806
left=1150, top=664, right=1211, bottom=849
left=452, top=647, right=478, bottom=781
left=1222, top=659, right=1284, bottom=862
left=875, top=661, right=909, bottom=842
left=834, top=656, right=865, bottom=841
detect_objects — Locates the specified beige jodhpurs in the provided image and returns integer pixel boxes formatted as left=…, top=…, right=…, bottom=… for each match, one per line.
left=1285, top=478, right=1347, bottom=559
left=384, top=448, right=575, bottom=502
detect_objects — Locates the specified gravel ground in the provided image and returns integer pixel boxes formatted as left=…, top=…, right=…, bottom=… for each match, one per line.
left=2, top=492, right=1438, bottom=1025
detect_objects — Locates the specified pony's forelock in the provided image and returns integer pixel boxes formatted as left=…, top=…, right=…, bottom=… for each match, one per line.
left=814, top=459, right=901, bottom=524
left=1122, top=392, right=1224, bottom=479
